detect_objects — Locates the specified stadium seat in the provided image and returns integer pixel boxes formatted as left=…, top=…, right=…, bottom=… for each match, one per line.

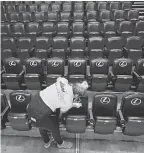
left=87, top=22, right=101, bottom=36
left=46, top=12, right=58, bottom=22
left=127, top=10, right=139, bottom=22
left=33, top=12, right=45, bottom=23
left=74, top=2, right=84, bottom=12
left=125, top=36, right=143, bottom=64
left=57, top=22, right=69, bottom=36
left=135, top=20, right=144, bottom=37
left=63, top=96, right=88, bottom=133
left=34, top=36, right=51, bottom=59
left=113, top=10, right=125, bottom=22
left=90, top=58, right=109, bottom=91
left=46, top=57, right=65, bottom=86
left=17, top=4, right=27, bottom=12
left=39, top=4, right=49, bottom=12
left=72, top=22, right=85, bottom=36
left=20, top=12, right=33, bottom=23
left=86, top=11, right=98, bottom=22
left=86, top=2, right=96, bottom=11
left=1, top=92, right=10, bottom=129
left=122, top=2, right=132, bottom=10
left=62, top=3, right=72, bottom=12
left=52, top=36, right=68, bottom=58
left=51, top=3, right=61, bottom=12
left=68, top=58, right=87, bottom=83
left=28, top=4, right=38, bottom=12
left=109, top=58, right=133, bottom=92
left=6, top=4, right=16, bottom=13
left=7, top=12, right=20, bottom=23
left=118, top=93, right=144, bottom=136
left=99, top=10, right=111, bottom=22
left=41, top=22, right=55, bottom=37
left=88, top=37, right=104, bottom=59
left=97, top=2, right=108, bottom=11
left=2, top=57, right=24, bottom=90
left=105, top=37, right=125, bottom=64
left=11, top=23, right=25, bottom=37
left=60, top=12, right=71, bottom=22
left=1, top=13, right=7, bottom=22
left=73, top=12, right=84, bottom=22
left=24, top=57, right=44, bottom=90
left=109, top=2, right=120, bottom=11
left=1, top=23, right=13, bottom=37
left=8, top=91, right=32, bottom=131
left=92, top=94, right=117, bottom=134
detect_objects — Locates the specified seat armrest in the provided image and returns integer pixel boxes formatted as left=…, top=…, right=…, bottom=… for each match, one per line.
left=86, top=66, right=92, bottom=80
left=132, top=71, right=141, bottom=80
left=1, top=69, right=5, bottom=75
left=1, top=106, right=10, bottom=119
left=88, top=102, right=95, bottom=125
left=117, top=109, right=126, bottom=127
left=109, top=66, right=116, bottom=81
left=18, top=69, right=25, bottom=76
left=64, top=66, right=68, bottom=78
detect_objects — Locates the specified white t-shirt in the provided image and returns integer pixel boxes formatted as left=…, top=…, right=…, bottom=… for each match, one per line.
left=39, top=78, right=74, bottom=112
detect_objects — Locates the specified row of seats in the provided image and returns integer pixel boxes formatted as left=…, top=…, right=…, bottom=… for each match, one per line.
left=1, top=10, right=140, bottom=23
left=2, top=21, right=144, bottom=38
left=1, top=2, right=133, bottom=13
left=1, top=57, right=144, bottom=92
left=1, top=36, right=144, bottom=64
left=1, top=91, right=144, bottom=136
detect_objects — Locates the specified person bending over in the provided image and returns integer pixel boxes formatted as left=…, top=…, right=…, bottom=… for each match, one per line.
left=27, top=77, right=89, bottom=149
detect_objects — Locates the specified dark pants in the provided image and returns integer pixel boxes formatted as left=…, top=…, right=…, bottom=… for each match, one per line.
left=27, top=93, right=63, bottom=145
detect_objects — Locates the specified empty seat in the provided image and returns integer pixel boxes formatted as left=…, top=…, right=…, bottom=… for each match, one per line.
left=46, top=57, right=65, bottom=86
left=109, top=2, right=120, bottom=11
left=24, top=57, right=44, bottom=90
left=86, top=11, right=98, bottom=22
left=113, top=10, right=125, bottom=22
left=1, top=23, right=13, bottom=37
left=47, top=12, right=58, bottom=22
left=73, top=12, right=84, bottom=21
left=90, top=58, right=109, bottom=91
left=70, top=36, right=85, bottom=57
left=72, top=22, right=85, bottom=36
left=60, top=12, right=71, bottom=22
left=87, top=22, right=100, bottom=36
left=1, top=37, right=17, bottom=60
left=2, top=57, right=24, bottom=90
left=11, top=23, right=25, bottom=37
left=63, top=96, right=88, bottom=133
left=57, top=22, right=69, bottom=36
left=6, top=4, right=16, bottom=13
left=8, top=91, right=32, bottom=131
left=122, top=2, right=132, bottom=10
left=17, top=4, right=27, bottom=12
left=1, top=13, right=7, bottom=22
left=88, top=37, right=104, bottom=59
left=86, top=2, right=96, bottom=11
left=35, top=37, right=51, bottom=59
left=51, top=3, right=61, bottom=12
left=109, top=58, right=133, bottom=92
left=125, top=36, right=143, bottom=64
left=119, top=93, right=144, bottom=136
left=33, top=12, right=45, bottom=22
left=135, top=21, right=144, bottom=37
left=20, top=12, right=32, bottom=23
left=8, top=12, right=20, bottom=23
left=99, top=10, right=111, bottom=22
left=118, top=21, right=133, bottom=38
left=74, top=3, right=84, bottom=12
left=68, top=58, right=87, bottom=83
left=105, top=37, right=125, bottom=64
left=62, top=3, right=72, bottom=12
left=97, top=2, right=108, bottom=10
left=28, top=4, right=38, bottom=12
left=1, top=92, right=10, bottom=129
left=52, top=36, right=68, bottom=58
left=127, top=10, right=139, bottom=22
left=39, top=4, right=49, bottom=12
left=92, top=94, right=117, bottom=134
left=41, top=22, right=54, bottom=37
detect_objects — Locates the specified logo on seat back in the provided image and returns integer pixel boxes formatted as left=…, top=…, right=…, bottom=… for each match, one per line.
left=100, top=97, right=110, bottom=104
left=95, top=61, right=104, bottom=67
left=73, top=62, right=81, bottom=67
left=16, top=95, right=25, bottom=102
left=30, top=61, right=37, bottom=67
left=119, top=61, right=127, bottom=67
left=51, top=61, right=59, bottom=67
left=131, top=98, right=141, bottom=105
left=9, top=61, right=16, bottom=66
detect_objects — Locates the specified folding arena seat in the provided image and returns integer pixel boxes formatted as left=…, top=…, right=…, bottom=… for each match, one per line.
left=97, top=2, right=108, bottom=10
left=60, top=12, right=71, bottom=22
left=52, top=36, right=68, bottom=58
left=118, top=21, right=133, bottom=38
left=33, top=12, right=45, bottom=23
left=39, top=4, right=49, bottom=12
left=6, top=4, right=16, bottom=13
left=122, top=2, right=132, bottom=10
left=35, top=37, right=51, bottom=59
left=102, top=21, right=116, bottom=37
left=135, top=21, right=144, bottom=37
left=28, top=4, right=38, bottom=12
left=113, top=10, right=125, bottom=22
left=125, top=36, right=143, bottom=64
left=41, top=22, right=55, bottom=37
left=8, top=91, right=32, bottom=131
left=73, top=12, right=84, bottom=22
left=68, top=58, right=87, bottom=83
left=24, top=57, right=44, bottom=90
left=105, top=37, right=125, bottom=64
left=1, top=37, right=17, bottom=60
left=1, top=5, right=6, bottom=13
left=86, top=11, right=98, bottom=22
left=1, top=23, right=13, bottom=37
left=72, top=22, right=85, bottom=36
left=74, top=2, right=84, bottom=12
left=118, top=93, right=144, bottom=136
left=46, top=57, right=65, bottom=86
left=2, top=57, right=24, bottom=90
left=1, top=92, right=10, bottom=129
left=88, top=37, right=104, bottom=59
left=1, top=13, right=7, bottom=22
left=109, top=58, right=133, bottom=92
left=90, top=58, right=109, bottom=91
left=51, top=3, right=61, bottom=12
left=127, top=10, right=139, bottom=22
left=17, top=37, right=33, bottom=63
left=92, top=94, right=117, bottom=134
left=86, top=2, right=96, bottom=11
left=87, top=22, right=100, bottom=36
left=20, top=12, right=33, bottom=23
left=63, top=96, right=88, bottom=133
left=133, top=59, right=144, bottom=92
left=57, top=22, right=69, bottom=36
left=17, top=4, right=27, bottom=12
left=70, top=36, right=85, bottom=57
left=47, top=12, right=58, bottom=22
left=109, top=2, right=120, bottom=11
left=62, top=3, right=72, bottom=12
left=7, top=12, right=20, bottom=23
left=99, top=10, right=111, bottom=22
left=11, top=23, right=25, bottom=37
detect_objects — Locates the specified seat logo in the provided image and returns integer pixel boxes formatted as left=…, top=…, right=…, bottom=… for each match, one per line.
left=16, top=95, right=25, bottom=102
left=100, top=97, right=110, bottom=104
left=73, top=62, right=81, bottom=67
left=119, top=61, right=127, bottom=67
left=73, top=97, right=81, bottom=103
left=131, top=98, right=141, bottom=105
left=9, top=61, right=16, bottom=66
left=51, top=61, right=59, bottom=67
left=95, top=61, right=104, bottom=67
left=30, top=61, right=37, bottom=67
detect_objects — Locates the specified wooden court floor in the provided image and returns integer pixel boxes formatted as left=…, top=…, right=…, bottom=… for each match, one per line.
left=1, top=135, right=144, bottom=153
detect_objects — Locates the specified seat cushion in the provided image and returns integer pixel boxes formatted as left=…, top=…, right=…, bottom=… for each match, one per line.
left=46, top=74, right=62, bottom=86
left=68, top=74, right=85, bottom=83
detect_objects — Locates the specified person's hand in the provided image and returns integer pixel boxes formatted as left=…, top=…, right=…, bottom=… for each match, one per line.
left=73, top=103, right=82, bottom=108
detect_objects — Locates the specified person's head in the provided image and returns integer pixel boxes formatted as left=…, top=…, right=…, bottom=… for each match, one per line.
left=71, top=81, right=89, bottom=97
